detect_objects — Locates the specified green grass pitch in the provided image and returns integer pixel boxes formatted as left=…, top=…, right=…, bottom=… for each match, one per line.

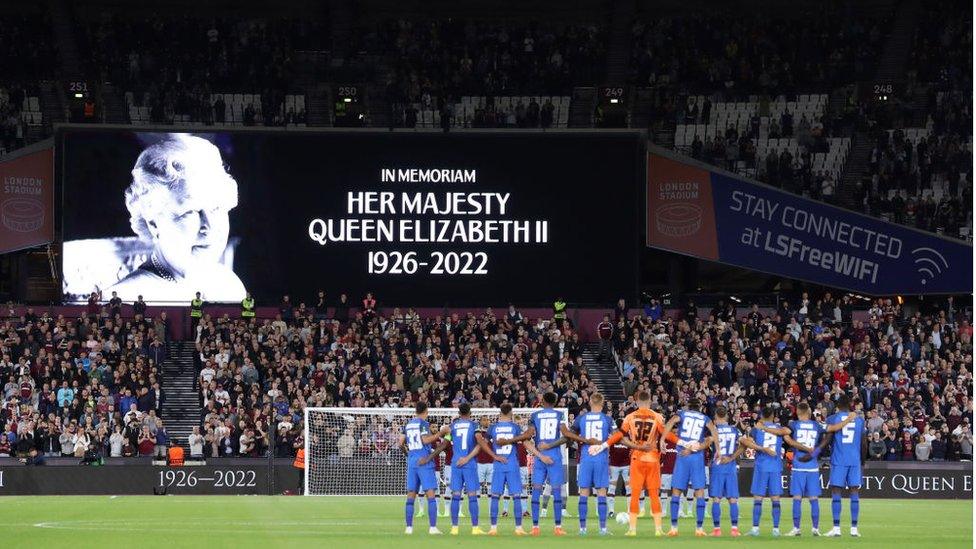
left=0, top=496, right=970, bottom=548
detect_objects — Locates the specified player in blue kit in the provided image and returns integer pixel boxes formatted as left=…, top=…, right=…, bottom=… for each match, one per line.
left=399, top=402, right=447, bottom=535
left=749, top=406, right=815, bottom=537
left=782, top=402, right=856, bottom=537
left=664, top=398, right=719, bottom=536
left=705, top=406, right=761, bottom=536
left=787, top=403, right=824, bottom=537
left=479, top=403, right=528, bottom=536
left=433, top=403, right=485, bottom=535
left=501, top=391, right=569, bottom=536
left=824, top=395, right=865, bottom=538
left=543, top=393, right=613, bottom=536
left=709, top=406, right=774, bottom=537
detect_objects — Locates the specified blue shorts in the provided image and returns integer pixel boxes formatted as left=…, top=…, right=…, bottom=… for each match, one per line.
left=750, top=470, right=783, bottom=497
left=491, top=467, right=523, bottom=495
left=450, top=465, right=480, bottom=493
left=790, top=470, right=822, bottom=497
left=828, top=465, right=862, bottom=488
left=672, top=456, right=707, bottom=490
left=709, top=471, right=739, bottom=499
left=406, top=464, right=438, bottom=493
left=577, top=459, right=609, bottom=490
left=531, top=460, right=564, bottom=486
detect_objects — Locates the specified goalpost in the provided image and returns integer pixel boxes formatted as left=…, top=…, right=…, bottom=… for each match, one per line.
left=304, top=407, right=569, bottom=496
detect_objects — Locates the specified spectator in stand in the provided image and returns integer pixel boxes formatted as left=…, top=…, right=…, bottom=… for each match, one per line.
left=362, top=293, right=377, bottom=320
left=187, top=299, right=599, bottom=458
left=867, top=432, right=885, bottom=460
left=597, top=314, right=613, bottom=360
left=154, top=419, right=170, bottom=458
left=137, top=426, right=155, bottom=456
left=614, top=298, right=628, bottom=322
left=132, top=295, right=147, bottom=317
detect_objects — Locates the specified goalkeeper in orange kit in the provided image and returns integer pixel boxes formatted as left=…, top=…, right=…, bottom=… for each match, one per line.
left=588, top=391, right=702, bottom=536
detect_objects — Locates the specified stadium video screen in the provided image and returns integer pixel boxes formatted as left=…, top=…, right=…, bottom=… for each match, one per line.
left=59, top=129, right=642, bottom=305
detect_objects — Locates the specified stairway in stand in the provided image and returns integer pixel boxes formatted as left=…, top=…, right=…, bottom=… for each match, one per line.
left=160, top=342, right=201, bottom=450
left=580, top=342, right=626, bottom=406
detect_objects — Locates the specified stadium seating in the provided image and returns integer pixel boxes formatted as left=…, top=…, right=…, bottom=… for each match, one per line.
left=0, top=306, right=169, bottom=458
left=193, top=304, right=592, bottom=458
left=411, top=95, right=572, bottom=129
left=22, top=96, right=42, bottom=127
left=3, top=293, right=970, bottom=463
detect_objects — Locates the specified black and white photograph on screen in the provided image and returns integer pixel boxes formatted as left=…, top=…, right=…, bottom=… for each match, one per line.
left=62, top=133, right=246, bottom=303
left=60, top=128, right=642, bottom=306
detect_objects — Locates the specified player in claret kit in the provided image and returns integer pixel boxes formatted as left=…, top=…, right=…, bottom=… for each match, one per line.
left=664, top=399, right=719, bottom=537
left=660, top=437, right=677, bottom=517
left=480, top=403, right=527, bottom=536
left=476, top=417, right=495, bottom=498
left=433, top=438, right=463, bottom=518
left=436, top=443, right=452, bottom=517
left=500, top=392, right=569, bottom=536
left=399, top=402, right=447, bottom=535
left=824, top=395, right=865, bottom=538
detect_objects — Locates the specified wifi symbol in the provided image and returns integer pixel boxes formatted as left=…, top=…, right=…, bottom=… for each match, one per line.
left=911, top=247, right=950, bottom=285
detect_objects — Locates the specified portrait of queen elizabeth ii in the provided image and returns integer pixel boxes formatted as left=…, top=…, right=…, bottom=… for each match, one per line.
left=99, top=134, right=246, bottom=302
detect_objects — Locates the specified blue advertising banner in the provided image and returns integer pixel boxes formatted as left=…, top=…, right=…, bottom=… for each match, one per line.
left=648, top=150, right=972, bottom=295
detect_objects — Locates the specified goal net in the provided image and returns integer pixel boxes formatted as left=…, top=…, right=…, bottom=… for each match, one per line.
left=304, top=407, right=569, bottom=496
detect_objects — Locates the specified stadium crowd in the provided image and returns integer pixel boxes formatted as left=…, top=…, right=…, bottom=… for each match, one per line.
left=629, top=7, right=888, bottom=95
left=0, top=5, right=968, bottom=241
left=78, top=14, right=322, bottom=126
left=0, top=84, right=32, bottom=154
left=193, top=298, right=593, bottom=459
left=613, top=295, right=973, bottom=462
left=0, top=288, right=971, bottom=466
left=375, top=19, right=605, bottom=115
left=0, top=301, right=171, bottom=459
left=852, top=0, right=972, bottom=239
left=0, top=293, right=973, bottom=460
left=186, top=291, right=971, bottom=464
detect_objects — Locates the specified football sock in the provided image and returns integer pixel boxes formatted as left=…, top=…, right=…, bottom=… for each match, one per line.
left=531, top=488, right=542, bottom=526
left=451, top=494, right=461, bottom=526
left=468, top=495, right=479, bottom=526
left=597, top=496, right=608, bottom=530
left=578, top=496, right=588, bottom=529
left=553, top=492, right=564, bottom=526
left=405, top=498, right=415, bottom=528
left=831, top=493, right=841, bottom=527
left=427, top=497, right=437, bottom=527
